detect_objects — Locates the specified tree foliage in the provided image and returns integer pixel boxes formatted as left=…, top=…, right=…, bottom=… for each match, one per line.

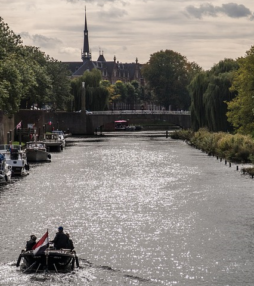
left=189, top=59, right=239, bottom=132
left=0, top=17, right=26, bottom=114
left=0, top=17, right=72, bottom=113
left=226, top=46, right=254, bottom=135
left=71, top=69, right=109, bottom=111
left=99, top=80, right=143, bottom=110
left=189, top=72, right=208, bottom=131
left=46, top=58, right=72, bottom=110
left=142, top=50, right=202, bottom=110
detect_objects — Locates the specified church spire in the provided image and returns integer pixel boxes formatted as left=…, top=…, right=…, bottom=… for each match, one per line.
left=81, top=7, right=91, bottom=62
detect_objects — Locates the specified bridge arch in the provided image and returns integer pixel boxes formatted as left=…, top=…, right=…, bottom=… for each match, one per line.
left=86, top=111, right=191, bottom=134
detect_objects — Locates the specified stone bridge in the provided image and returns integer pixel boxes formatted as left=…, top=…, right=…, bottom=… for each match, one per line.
left=5, top=110, right=192, bottom=141
left=86, top=110, right=191, bottom=133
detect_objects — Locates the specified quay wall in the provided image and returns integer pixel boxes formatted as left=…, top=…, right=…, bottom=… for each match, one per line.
left=0, top=110, right=87, bottom=143
left=16, top=110, right=87, bottom=135
left=0, top=111, right=14, bottom=143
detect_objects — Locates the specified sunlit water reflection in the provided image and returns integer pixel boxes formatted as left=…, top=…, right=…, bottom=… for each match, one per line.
left=0, top=131, right=254, bottom=285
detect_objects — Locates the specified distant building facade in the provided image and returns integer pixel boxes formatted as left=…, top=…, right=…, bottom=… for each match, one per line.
left=65, top=10, right=144, bottom=85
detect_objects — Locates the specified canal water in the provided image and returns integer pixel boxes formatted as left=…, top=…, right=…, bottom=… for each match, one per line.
left=0, top=131, right=254, bottom=286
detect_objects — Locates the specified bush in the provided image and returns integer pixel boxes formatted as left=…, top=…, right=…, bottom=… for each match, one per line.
left=171, top=129, right=254, bottom=163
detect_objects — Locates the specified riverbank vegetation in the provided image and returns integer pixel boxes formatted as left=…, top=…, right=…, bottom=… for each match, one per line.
left=171, top=129, right=254, bottom=176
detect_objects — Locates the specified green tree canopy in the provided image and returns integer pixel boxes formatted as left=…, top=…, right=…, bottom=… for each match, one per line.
left=46, top=58, right=72, bottom=111
left=227, top=46, right=254, bottom=135
left=189, top=58, right=239, bottom=132
left=19, top=46, right=52, bottom=109
left=142, top=50, right=201, bottom=110
left=0, top=17, right=32, bottom=114
left=125, top=82, right=135, bottom=107
left=71, top=69, right=109, bottom=111
left=0, top=17, right=72, bottom=113
left=189, top=72, right=209, bottom=131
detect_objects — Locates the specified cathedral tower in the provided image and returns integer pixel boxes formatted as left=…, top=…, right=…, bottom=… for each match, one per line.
left=81, top=8, right=91, bottom=62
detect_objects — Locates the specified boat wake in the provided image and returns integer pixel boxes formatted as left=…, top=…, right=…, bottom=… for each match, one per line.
left=0, top=259, right=154, bottom=286
left=0, top=261, right=95, bottom=286
left=79, top=258, right=151, bottom=283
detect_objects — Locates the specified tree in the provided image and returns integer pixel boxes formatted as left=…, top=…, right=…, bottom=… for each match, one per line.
left=142, top=50, right=200, bottom=110
left=110, top=80, right=127, bottom=109
left=189, top=59, right=239, bottom=132
left=0, top=17, right=73, bottom=113
left=125, top=82, right=135, bottom=108
left=0, top=55, right=22, bottom=113
left=71, top=69, right=109, bottom=111
left=46, top=58, right=73, bottom=111
left=130, top=80, right=142, bottom=108
left=204, top=72, right=236, bottom=132
left=19, top=46, right=52, bottom=109
left=227, top=46, right=254, bottom=135
left=0, top=17, right=27, bottom=114
left=189, top=72, right=209, bottom=131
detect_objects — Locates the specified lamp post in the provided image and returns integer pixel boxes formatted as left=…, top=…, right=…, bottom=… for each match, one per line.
left=81, top=82, right=86, bottom=112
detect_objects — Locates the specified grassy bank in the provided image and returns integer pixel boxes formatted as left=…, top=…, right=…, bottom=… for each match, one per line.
left=171, top=129, right=254, bottom=177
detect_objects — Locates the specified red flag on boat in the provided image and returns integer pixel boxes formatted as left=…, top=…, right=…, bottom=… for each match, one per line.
left=16, top=121, right=22, bottom=129
left=32, top=231, right=49, bottom=255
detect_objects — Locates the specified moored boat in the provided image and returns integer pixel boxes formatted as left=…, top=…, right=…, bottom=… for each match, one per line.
left=0, top=145, right=29, bottom=176
left=26, top=141, right=51, bottom=162
left=114, top=120, right=128, bottom=130
left=44, top=133, right=64, bottom=152
left=52, top=130, right=66, bottom=147
left=0, top=153, right=12, bottom=183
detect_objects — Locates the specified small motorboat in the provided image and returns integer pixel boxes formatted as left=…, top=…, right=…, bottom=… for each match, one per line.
left=114, top=120, right=128, bottom=130
left=52, top=130, right=66, bottom=148
left=44, top=133, right=64, bottom=152
left=26, top=141, right=51, bottom=162
left=0, top=153, right=12, bottom=183
left=16, top=245, right=79, bottom=273
left=0, top=145, right=29, bottom=176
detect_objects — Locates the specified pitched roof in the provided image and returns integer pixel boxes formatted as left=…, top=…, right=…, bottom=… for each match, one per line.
left=64, top=62, right=84, bottom=74
left=97, top=54, right=106, bottom=62
left=72, top=60, right=95, bottom=76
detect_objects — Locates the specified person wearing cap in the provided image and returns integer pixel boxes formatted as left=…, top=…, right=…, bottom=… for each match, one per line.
left=66, top=233, right=74, bottom=250
left=50, top=226, right=69, bottom=250
left=26, top=234, right=37, bottom=251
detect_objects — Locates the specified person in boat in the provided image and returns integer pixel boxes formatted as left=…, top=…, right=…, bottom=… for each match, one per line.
left=66, top=233, right=74, bottom=250
left=9, top=141, right=12, bottom=152
left=26, top=234, right=37, bottom=251
left=50, top=226, right=69, bottom=249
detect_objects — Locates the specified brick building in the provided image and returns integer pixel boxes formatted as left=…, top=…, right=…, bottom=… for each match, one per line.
left=65, top=10, right=144, bottom=85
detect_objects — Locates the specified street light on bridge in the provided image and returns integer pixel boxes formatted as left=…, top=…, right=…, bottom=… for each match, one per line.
left=81, top=82, right=86, bottom=112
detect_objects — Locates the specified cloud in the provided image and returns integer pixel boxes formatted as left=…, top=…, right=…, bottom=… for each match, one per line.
left=185, top=3, right=253, bottom=20
left=59, top=47, right=81, bottom=55
left=20, top=32, right=62, bottom=49
left=64, top=0, right=127, bottom=7
left=33, top=35, right=62, bottom=48
left=98, top=7, right=128, bottom=19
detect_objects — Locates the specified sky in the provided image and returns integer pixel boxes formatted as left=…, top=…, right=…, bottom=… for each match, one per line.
left=1, top=0, right=254, bottom=70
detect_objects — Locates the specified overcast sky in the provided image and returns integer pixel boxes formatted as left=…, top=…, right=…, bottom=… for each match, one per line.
left=1, top=0, right=254, bottom=70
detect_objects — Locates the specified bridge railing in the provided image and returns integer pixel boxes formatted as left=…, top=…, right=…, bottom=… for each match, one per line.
left=91, top=110, right=190, bottom=115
